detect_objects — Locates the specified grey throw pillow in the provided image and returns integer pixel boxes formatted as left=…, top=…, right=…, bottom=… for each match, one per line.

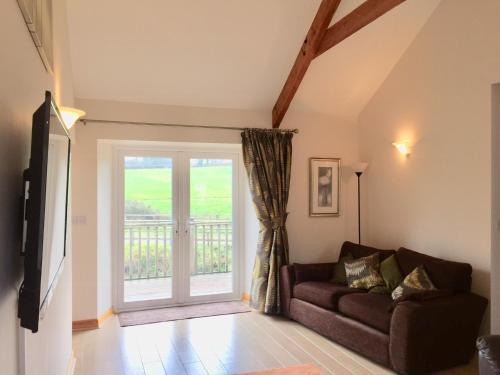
left=345, top=253, right=384, bottom=290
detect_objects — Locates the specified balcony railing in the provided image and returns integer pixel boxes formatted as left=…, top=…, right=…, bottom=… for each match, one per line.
left=124, top=215, right=232, bottom=281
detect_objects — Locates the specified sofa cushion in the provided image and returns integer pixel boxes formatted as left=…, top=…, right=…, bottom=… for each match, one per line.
left=293, top=282, right=365, bottom=311
left=290, top=298, right=391, bottom=367
left=330, top=253, right=354, bottom=284
left=369, top=285, right=391, bottom=295
left=369, top=255, right=403, bottom=295
left=392, top=265, right=437, bottom=300
left=340, top=241, right=395, bottom=261
left=345, top=253, right=385, bottom=290
left=396, top=248, right=472, bottom=292
left=338, top=293, right=393, bottom=334
left=293, top=263, right=335, bottom=284
left=379, top=254, right=404, bottom=291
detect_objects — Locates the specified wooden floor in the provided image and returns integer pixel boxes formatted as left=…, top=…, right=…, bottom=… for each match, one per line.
left=73, top=310, right=477, bottom=375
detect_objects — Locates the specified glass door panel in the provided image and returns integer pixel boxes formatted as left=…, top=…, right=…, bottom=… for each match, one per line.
left=189, top=158, right=233, bottom=297
left=115, top=147, right=240, bottom=312
left=123, top=156, right=174, bottom=302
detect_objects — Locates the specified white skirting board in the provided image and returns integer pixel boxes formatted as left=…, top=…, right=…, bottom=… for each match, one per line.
left=18, top=325, right=26, bottom=375
left=66, top=351, right=76, bottom=375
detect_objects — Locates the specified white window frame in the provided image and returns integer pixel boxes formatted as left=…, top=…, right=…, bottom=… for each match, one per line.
left=110, top=141, right=244, bottom=312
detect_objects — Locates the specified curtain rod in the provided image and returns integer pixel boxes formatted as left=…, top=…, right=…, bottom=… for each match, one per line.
left=79, top=118, right=299, bottom=134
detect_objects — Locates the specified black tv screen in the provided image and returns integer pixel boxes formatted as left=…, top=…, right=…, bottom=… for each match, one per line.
left=18, top=91, right=71, bottom=333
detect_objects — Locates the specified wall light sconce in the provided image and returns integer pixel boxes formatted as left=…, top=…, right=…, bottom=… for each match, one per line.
left=392, top=141, right=411, bottom=156
left=60, top=107, right=86, bottom=129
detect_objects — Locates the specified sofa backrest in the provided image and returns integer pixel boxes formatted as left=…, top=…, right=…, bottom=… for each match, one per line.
left=395, top=247, right=472, bottom=293
left=293, top=263, right=335, bottom=283
left=339, top=241, right=395, bottom=261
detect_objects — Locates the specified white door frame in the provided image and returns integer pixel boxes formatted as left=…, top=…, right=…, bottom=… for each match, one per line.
left=111, top=141, right=243, bottom=313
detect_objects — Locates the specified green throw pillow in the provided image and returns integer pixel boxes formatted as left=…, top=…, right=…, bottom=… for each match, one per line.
left=330, top=253, right=354, bottom=284
left=380, top=254, right=403, bottom=291
left=345, top=253, right=384, bottom=290
left=391, top=265, right=436, bottom=300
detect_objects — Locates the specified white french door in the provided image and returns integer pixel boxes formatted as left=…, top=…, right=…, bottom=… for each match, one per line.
left=114, top=144, right=241, bottom=312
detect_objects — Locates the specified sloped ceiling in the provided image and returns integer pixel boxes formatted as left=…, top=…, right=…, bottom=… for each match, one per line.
left=291, top=0, right=441, bottom=121
left=67, top=0, right=440, bottom=122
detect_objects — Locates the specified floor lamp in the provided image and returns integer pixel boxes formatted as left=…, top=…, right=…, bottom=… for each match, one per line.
left=353, top=162, right=368, bottom=244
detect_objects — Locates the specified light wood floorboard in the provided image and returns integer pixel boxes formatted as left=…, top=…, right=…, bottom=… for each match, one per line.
left=73, top=310, right=477, bottom=375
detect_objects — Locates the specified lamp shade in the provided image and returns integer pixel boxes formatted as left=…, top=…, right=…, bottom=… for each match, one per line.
left=60, top=107, right=86, bottom=129
left=352, top=162, right=369, bottom=174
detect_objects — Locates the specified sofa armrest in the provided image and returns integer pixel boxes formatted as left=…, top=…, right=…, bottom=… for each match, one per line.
left=390, top=293, right=488, bottom=375
left=280, top=265, right=295, bottom=318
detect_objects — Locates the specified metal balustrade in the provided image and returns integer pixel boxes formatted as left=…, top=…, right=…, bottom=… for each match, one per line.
left=123, top=216, right=232, bottom=280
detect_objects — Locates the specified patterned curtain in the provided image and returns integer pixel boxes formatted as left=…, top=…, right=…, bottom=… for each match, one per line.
left=241, top=129, right=293, bottom=314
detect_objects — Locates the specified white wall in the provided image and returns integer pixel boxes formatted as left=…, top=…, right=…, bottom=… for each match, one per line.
left=96, top=143, right=113, bottom=316
left=71, top=99, right=358, bottom=319
left=358, top=0, right=500, bottom=330
left=72, top=99, right=269, bottom=319
left=0, top=0, right=74, bottom=374
left=286, top=112, right=359, bottom=263
left=492, top=83, right=500, bottom=333
left=243, top=112, right=359, bottom=292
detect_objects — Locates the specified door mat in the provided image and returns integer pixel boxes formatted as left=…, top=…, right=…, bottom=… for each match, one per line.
left=118, top=301, right=251, bottom=327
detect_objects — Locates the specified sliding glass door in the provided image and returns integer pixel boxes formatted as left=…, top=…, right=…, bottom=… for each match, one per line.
left=115, top=146, right=240, bottom=311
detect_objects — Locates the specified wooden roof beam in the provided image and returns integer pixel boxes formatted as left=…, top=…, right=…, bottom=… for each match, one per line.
left=272, top=0, right=341, bottom=128
left=272, top=0, right=407, bottom=128
left=315, top=0, right=407, bottom=57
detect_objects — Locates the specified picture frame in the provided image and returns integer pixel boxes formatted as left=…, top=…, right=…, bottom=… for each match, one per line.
left=309, top=157, right=340, bottom=217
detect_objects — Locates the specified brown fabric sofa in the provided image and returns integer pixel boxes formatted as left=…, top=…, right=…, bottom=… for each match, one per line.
left=280, top=241, right=488, bottom=375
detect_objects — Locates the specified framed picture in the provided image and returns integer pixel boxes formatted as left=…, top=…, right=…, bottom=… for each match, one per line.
left=309, top=158, right=340, bottom=217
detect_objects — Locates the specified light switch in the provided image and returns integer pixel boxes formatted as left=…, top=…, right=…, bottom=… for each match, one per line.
left=72, top=215, right=87, bottom=225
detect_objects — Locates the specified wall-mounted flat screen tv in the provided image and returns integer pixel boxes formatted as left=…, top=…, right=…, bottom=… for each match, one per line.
left=18, top=91, right=71, bottom=333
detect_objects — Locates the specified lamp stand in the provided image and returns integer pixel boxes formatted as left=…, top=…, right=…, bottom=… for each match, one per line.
left=355, top=171, right=362, bottom=244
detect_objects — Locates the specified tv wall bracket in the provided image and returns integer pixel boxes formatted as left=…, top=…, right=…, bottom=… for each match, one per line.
left=20, top=168, right=30, bottom=256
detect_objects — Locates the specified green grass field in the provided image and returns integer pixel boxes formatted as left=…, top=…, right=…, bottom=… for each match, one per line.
left=124, top=166, right=232, bottom=219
